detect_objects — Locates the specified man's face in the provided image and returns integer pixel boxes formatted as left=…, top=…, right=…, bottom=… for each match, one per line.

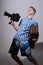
left=28, top=7, right=34, bottom=16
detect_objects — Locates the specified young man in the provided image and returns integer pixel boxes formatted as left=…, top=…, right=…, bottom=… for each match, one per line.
left=9, top=6, right=39, bottom=65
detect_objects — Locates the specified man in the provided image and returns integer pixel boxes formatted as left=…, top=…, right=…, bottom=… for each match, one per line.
left=9, top=6, right=39, bottom=65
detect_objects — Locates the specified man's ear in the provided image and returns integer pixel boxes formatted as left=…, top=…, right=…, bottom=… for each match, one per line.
left=33, top=12, right=35, bottom=15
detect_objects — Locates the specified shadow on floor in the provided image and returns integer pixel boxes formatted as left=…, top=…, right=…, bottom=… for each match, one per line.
left=0, top=42, right=43, bottom=65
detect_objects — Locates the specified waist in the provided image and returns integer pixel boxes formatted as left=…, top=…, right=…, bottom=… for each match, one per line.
left=14, top=34, right=30, bottom=42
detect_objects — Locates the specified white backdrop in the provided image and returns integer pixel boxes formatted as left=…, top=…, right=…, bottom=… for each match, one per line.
left=0, top=0, right=43, bottom=60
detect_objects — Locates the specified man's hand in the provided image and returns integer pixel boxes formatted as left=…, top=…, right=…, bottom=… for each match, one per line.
left=10, top=19, right=14, bottom=26
left=10, top=19, right=20, bottom=31
left=32, top=38, right=37, bottom=42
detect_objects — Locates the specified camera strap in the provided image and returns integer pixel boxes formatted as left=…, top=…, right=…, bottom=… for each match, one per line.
left=19, top=19, right=22, bottom=26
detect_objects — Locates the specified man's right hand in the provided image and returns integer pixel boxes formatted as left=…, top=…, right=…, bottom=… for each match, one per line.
left=9, top=19, right=20, bottom=31
left=9, top=19, right=14, bottom=26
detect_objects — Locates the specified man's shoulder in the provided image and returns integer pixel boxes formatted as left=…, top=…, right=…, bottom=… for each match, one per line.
left=32, top=18, right=37, bottom=23
left=31, top=19, right=39, bottom=27
left=21, top=17, right=28, bottom=21
left=32, top=18, right=38, bottom=24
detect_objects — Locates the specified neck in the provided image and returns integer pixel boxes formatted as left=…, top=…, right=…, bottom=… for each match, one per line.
left=28, top=15, right=33, bottom=19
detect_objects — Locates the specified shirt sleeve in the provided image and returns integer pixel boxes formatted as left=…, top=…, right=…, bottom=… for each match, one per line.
left=33, top=21, right=39, bottom=27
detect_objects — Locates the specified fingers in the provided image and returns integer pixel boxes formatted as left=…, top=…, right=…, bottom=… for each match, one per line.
left=32, top=38, right=37, bottom=42
left=9, top=19, right=14, bottom=25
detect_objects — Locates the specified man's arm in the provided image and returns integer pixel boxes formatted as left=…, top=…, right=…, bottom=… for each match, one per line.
left=10, top=20, right=20, bottom=31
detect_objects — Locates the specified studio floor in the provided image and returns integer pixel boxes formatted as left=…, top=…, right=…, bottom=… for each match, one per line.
left=0, top=42, right=43, bottom=65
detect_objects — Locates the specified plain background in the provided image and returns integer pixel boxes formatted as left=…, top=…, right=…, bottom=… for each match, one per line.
left=0, top=0, right=43, bottom=60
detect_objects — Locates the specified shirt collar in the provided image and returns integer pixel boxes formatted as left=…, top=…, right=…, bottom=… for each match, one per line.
left=27, top=17, right=33, bottom=20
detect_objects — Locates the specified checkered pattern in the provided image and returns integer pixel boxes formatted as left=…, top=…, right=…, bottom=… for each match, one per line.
left=14, top=17, right=38, bottom=44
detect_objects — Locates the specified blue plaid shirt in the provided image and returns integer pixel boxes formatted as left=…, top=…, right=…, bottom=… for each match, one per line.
left=13, top=17, right=38, bottom=43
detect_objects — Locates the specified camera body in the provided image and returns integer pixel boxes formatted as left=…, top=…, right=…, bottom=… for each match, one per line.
left=4, top=11, right=21, bottom=24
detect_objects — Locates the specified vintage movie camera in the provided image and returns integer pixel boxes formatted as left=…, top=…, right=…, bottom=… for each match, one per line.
left=4, top=11, right=21, bottom=24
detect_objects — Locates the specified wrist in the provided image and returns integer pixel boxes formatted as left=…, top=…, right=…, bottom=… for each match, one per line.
left=12, top=23, right=14, bottom=26
left=11, top=21, right=14, bottom=26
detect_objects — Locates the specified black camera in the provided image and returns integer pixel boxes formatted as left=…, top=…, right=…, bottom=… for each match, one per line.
left=4, top=11, right=21, bottom=24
